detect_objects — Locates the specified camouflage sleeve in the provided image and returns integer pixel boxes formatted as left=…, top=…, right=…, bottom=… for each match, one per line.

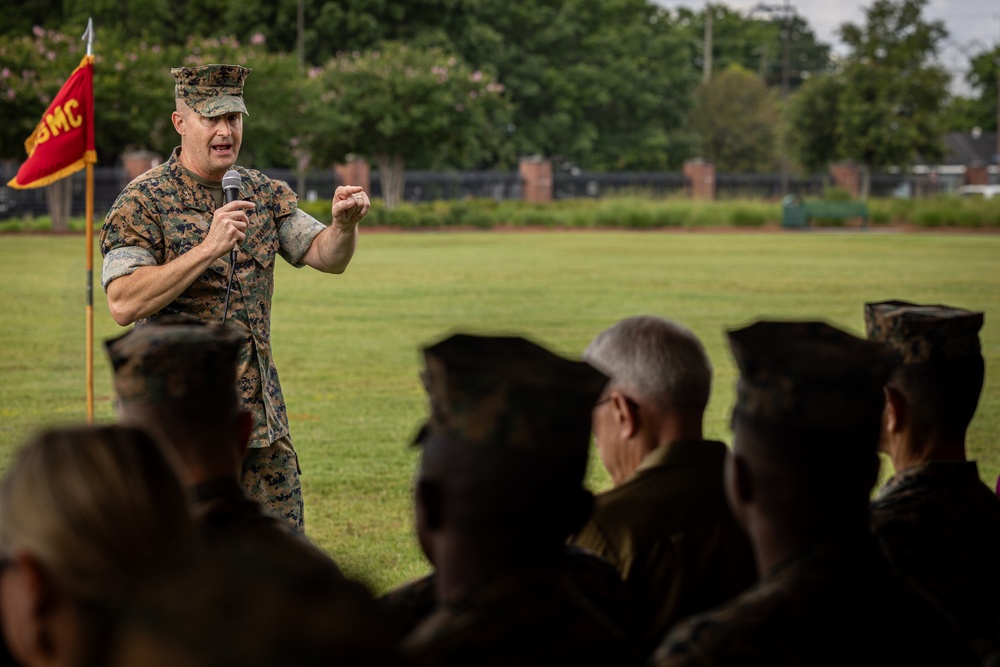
left=99, top=187, right=165, bottom=291
left=277, top=208, right=326, bottom=268
left=101, top=246, right=157, bottom=290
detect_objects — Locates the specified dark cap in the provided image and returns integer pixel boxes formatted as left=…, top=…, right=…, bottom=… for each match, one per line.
left=105, top=318, right=244, bottom=406
left=171, top=64, right=251, bottom=117
left=415, top=333, right=608, bottom=460
left=864, top=300, right=983, bottom=364
left=728, top=320, right=897, bottom=430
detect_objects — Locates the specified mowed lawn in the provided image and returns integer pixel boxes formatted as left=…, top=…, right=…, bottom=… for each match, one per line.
left=1, top=229, right=998, bottom=593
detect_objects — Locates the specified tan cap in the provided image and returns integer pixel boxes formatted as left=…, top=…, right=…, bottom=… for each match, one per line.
left=171, top=64, right=251, bottom=117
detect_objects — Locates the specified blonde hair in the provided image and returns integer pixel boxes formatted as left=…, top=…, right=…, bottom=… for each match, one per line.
left=0, top=424, right=194, bottom=604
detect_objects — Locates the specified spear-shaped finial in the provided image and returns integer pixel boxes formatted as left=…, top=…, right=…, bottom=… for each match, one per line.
left=81, top=17, right=94, bottom=56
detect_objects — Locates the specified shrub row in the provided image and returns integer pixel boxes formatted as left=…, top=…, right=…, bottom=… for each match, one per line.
left=3, top=196, right=998, bottom=233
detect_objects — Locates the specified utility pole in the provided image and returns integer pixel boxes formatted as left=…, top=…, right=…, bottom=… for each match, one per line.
left=751, top=1, right=796, bottom=196
left=704, top=4, right=713, bottom=84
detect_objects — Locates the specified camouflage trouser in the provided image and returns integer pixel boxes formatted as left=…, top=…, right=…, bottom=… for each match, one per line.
left=240, top=436, right=304, bottom=533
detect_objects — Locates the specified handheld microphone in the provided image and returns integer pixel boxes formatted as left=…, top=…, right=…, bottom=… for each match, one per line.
left=221, top=169, right=242, bottom=325
left=222, top=169, right=242, bottom=263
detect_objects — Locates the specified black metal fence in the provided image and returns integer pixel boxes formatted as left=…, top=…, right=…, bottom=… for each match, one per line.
left=0, top=162, right=960, bottom=220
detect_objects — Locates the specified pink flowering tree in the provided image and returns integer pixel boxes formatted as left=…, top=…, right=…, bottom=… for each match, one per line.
left=305, top=41, right=512, bottom=209
left=0, top=27, right=86, bottom=163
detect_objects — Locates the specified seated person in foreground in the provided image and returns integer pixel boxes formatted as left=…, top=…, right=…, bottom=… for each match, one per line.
left=105, top=317, right=344, bottom=573
left=865, top=300, right=1000, bottom=658
left=401, top=333, right=642, bottom=666
left=0, top=424, right=195, bottom=667
left=569, top=315, right=756, bottom=654
left=650, top=321, right=980, bottom=666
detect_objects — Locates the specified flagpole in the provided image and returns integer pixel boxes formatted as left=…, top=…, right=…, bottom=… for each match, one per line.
left=83, top=18, right=95, bottom=424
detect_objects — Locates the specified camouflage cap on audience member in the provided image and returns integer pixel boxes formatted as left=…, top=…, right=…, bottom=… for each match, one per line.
left=864, top=300, right=984, bottom=365
left=727, top=321, right=897, bottom=430
left=105, top=317, right=244, bottom=406
left=171, top=64, right=251, bottom=117
left=414, top=333, right=608, bottom=463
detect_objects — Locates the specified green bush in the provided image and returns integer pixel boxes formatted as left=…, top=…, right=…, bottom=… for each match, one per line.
left=731, top=205, right=767, bottom=227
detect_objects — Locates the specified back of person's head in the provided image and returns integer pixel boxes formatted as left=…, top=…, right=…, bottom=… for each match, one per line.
left=726, top=321, right=897, bottom=526
left=413, top=333, right=608, bottom=546
left=584, top=315, right=712, bottom=414
left=865, top=300, right=985, bottom=439
left=0, top=424, right=194, bottom=666
left=105, top=317, right=248, bottom=472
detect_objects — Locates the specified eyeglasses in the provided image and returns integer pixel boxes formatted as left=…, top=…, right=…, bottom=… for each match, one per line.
left=593, top=395, right=639, bottom=410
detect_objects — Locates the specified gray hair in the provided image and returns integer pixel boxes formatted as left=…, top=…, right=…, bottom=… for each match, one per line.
left=584, top=315, right=713, bottom=413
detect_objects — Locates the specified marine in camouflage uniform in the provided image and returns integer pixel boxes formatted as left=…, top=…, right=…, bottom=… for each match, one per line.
left=865, top=300, right=1000, bottom=658
left=105, top=319, right=347, bottom=586
left=402, top=334, right=642, bottom=666
left=101, top=64, right=369, bottom=531
left=651, top=321, right=980, bottom=667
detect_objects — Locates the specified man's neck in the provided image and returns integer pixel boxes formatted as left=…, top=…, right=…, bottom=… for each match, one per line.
left=887, top=431, right=967, bottom=472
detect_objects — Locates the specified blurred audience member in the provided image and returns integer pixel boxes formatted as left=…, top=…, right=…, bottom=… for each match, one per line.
left=865, top=300, right=1000, bottom=658
left=0, top=424, right=194, bottom=667
left=105, top=318, right=340, bottom=562
left=570, top=315, right=756, bottom=653
left=104, top=317, right=401, bottom=665
left=651, top=321, right=980, bottom=666
left=402, top=334, right=641, bottom=666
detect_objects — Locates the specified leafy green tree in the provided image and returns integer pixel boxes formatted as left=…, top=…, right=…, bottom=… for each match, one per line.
left=689, top=65, right=779, bottom=173
left=947, top=46, right=999, bottom=133
left=0, top=27, right=86, bottom=161
left=674, top=5, right=832, bottom=92
left=305, top=42, right=513, bottom=208
left=837, top=0, right=949, bottom=197
left=787, top=73, right=845, bottom=174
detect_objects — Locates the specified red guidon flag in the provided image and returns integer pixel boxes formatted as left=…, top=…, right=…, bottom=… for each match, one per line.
left=7, top=54, right=96, bottom=189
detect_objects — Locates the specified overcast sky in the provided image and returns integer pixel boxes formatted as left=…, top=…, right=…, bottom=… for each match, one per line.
left=652, top=0, right=1000, bottom=95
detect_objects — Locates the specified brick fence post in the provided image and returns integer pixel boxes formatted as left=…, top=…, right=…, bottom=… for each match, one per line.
left=519, top=156, right=553, bottom=202
left=829, top=162, right=861, bottom=198
left=122, top=151, right=162, bottom=185
left=683, top=159, right=715, bottom=201
left=334, top=158, right=371, bottom=193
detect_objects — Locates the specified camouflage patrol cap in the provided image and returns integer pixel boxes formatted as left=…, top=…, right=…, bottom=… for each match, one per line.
left=727, top=321, right=897, bottom=430
left=171, top=64, right=251, bottom=117
left=105, top=317, right=243, bottom=406
left=415, top=333, right=608, bottom=463
left=864, top=300, right=983, bottom=364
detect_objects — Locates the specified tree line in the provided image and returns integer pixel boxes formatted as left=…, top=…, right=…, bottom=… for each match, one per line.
left=1, top=0, right=996, bottom=203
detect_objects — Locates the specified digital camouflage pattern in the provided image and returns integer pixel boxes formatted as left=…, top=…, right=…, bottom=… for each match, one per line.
left=105, top=317, right=243, bottom=406
left=864, top=299, right=984, bottom=365
left=650, top=535, right=981, bottom=667
left=402, top=568, right=642, bottom=667
left=241, top=438, right=304, bottom=532
left=871, top=461, right=1000, bottom=658
left=726, top=321, right=896, bottom=429
left=171, top=64, right=251, bottom=117
left=101, top=147, right=326, bottom=450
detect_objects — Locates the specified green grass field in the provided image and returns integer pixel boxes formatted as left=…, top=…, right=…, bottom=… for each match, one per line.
left=1, top=229, right=998, bottom=593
